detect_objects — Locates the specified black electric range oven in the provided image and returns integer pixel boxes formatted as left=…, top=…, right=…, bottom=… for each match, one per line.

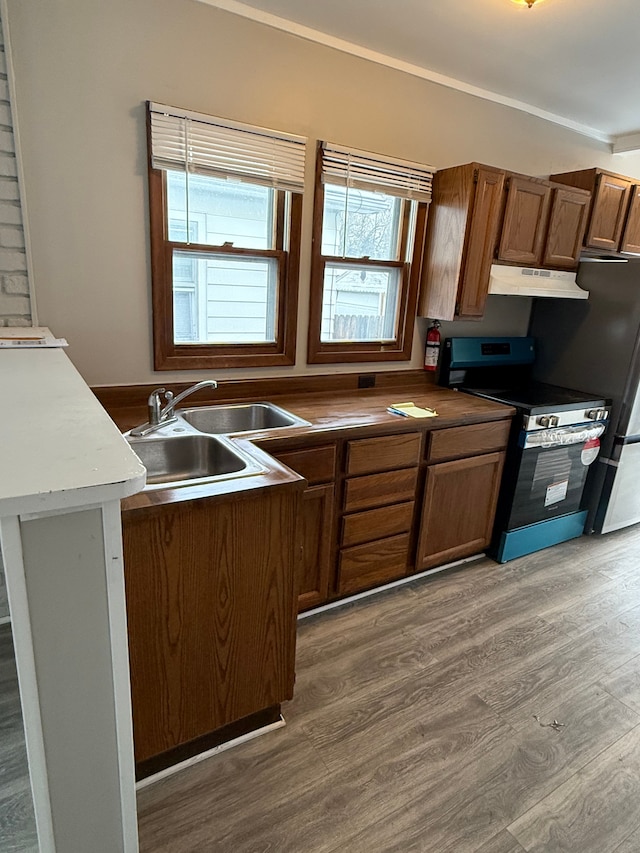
left=438, top=337, right=611, bottom=562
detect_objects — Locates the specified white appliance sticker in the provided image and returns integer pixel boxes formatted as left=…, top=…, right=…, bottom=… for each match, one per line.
left=581, top=437, right=601, bottom=466
left=545, top=479, right=569, bottom=506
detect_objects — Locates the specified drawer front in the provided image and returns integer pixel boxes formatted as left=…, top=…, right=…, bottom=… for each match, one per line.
left=341, top=501, right=415, bottom=548
left=338, top=533, right=410, bottom=595
left=273, top=445, right=336, bottom=485
left=427, top=420, right=511, bottom=462
left=346, top=432, right=421, bottom=476
left=343, top=468, right=418, bottom=513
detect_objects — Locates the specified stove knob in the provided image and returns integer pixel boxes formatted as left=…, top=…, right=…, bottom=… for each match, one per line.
left=537, top=415, right=556, bottom=427
left=586, top=409, right=606, bottom=420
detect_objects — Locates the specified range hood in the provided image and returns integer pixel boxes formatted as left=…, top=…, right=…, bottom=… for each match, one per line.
left=488, top=264, right=589, bottom=300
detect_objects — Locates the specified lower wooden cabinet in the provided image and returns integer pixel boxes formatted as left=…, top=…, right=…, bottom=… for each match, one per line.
left=272, top=443, right=337, bottom=612
left=122, top=486, right=300, bottom=768
left=296, top=483, right=334, bottom=610
left=416, top=451, right=505, bottom=570
left=338, top=533, right=410, bottom=595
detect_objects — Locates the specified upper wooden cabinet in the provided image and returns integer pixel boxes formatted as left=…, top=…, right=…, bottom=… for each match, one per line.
left=497, top=176, right=551, bottom=266
left=420, top=163, right=591, bottom=321
left=621, top=184, right=640, bottom=255
left=550, top=168, right=640, bottom=255
left=419, top=163, right=505, bottom=321
left=543, top=187, right=591, bottom=268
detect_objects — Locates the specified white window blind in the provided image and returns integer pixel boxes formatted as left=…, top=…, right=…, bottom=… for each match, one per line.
left=149, top=102, right=306, bottom=193
left=321, top=141, right=433, bottom=202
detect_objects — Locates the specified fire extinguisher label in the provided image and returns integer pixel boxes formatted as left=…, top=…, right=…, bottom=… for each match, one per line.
left=424, top=344, right=439, bottom=370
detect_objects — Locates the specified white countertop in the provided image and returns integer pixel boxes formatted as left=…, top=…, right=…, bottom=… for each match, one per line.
left=0, top=344, right=146, bottom=516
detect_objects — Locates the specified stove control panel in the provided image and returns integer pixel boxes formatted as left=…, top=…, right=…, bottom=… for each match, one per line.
left=523, top=405, right=611, bottom=432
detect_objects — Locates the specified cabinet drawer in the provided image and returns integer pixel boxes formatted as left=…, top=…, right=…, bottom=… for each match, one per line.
left=427, top=420, right=511, bottom=462
left=343, top=468, right=418, bottom=513
left=346, top=432, right=421, bottom=476
left=273, top=445, right=336, bottom=485
left=338, top=533, right=410, bottom=595
left=342, top=501, right=414, bottom=548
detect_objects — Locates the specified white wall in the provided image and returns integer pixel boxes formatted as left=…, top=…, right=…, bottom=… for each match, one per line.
left=5, top=0, right=640, bottom=386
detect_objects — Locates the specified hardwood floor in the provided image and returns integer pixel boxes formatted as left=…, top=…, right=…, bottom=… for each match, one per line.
left=137, top=525, right=640, bottom=853
left=0, top=624, right=37, bottom=853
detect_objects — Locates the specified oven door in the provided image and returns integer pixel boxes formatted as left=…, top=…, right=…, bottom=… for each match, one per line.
left=504, top=422, right=606, bottom=531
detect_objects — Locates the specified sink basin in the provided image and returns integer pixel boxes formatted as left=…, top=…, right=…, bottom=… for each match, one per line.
left=177, top=402, right=310, bottom=434
left=126, top=434, right=266, bottom=489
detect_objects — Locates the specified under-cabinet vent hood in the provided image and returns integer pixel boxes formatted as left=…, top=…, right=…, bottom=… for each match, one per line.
left=488, top=264, right=589, bottom=300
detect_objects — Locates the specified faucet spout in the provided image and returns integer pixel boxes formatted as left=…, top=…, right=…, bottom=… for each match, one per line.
left=129, top=380, right=218, bottom=437
left=160, top=380, right=218, bottom=420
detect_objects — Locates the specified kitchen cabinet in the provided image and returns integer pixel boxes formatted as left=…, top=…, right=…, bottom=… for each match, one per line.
left=416, top=421, right=509, bottom=570
left=420, top=162, right=590, bottom=321
left=620, top=184, right=640, bottom=255
left=497, top=175, right=551, bottom=266
left=498, top=177, right=589, bottom=269
left=122, top=484, right=301, bottom=777
left=543, top=187, right=591, bottom=268
left=550, top=167, right=640, bottom=254
left=419, top=163, right=506, bottom=320
left=272, top=444, right=336, bottom=612
left=338, top=432, right=421, bottom=595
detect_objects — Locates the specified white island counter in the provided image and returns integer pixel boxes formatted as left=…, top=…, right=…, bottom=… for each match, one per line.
left=0, top=338, right=145, bottom=853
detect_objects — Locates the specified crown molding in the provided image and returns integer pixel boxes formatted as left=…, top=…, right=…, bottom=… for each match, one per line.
left=195, top=0, right=613, bottom=146
left=613, top=132, right=640, bottom=154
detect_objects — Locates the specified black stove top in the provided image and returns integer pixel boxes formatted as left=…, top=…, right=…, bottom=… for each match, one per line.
left=463, top=381, right=608, bottom=414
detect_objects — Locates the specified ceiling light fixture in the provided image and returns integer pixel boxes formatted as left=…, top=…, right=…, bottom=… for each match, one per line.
left=511, top=0, right=543, bottom=7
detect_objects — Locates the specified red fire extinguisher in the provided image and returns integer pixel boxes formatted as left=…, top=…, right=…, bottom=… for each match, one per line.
left=424, top=320, right=441, bottom=372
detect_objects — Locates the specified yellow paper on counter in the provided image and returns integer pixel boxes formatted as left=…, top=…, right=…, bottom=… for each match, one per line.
left=388, top=401, right=438, bottom=418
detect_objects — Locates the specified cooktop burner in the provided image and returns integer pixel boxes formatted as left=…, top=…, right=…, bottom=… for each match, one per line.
left=463, top=381, right=607, bottom=413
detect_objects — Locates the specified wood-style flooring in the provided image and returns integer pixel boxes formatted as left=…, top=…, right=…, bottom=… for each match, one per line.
left=0, top=624, right=37, bottom=853
left=137, top=524, right=640, bottom=853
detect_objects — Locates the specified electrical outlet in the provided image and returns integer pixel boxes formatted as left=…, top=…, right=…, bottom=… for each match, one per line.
left=357, top=374, right=376, bottom=389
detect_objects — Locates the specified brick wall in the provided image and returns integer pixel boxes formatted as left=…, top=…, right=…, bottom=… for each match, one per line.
left=0, top=5, right=31, bottom=620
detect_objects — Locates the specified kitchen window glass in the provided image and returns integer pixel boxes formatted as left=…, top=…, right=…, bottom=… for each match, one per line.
left=147, top=102, right=305, bottom=369
left=308, top=141, right=433, bottom=363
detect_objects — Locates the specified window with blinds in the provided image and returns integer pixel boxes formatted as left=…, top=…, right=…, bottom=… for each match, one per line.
left=307, top=141, right=433, bottom=364
left=146, top=102, right=306, bottom=370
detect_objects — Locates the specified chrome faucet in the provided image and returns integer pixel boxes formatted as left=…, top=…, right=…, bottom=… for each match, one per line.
left=130, top=380, right=218, bottom=436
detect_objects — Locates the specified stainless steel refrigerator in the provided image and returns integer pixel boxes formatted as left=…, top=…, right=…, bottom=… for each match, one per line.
left=530, top=257, right=640, bottom=534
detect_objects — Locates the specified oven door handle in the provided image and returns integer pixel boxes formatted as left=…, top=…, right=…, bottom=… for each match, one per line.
left=520, top=422, right=606, bottom=449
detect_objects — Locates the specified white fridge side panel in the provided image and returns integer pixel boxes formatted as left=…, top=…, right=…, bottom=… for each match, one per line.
left=601, top=443, right=640, bottom=533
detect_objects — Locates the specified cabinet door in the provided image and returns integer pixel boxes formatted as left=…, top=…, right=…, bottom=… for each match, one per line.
left=543, top=187, right=590, bottom=268
left=123, top=490, right=299, bottom=765
left=498, top=176, right=551, bottom=266
left=586, top=173, right=631, bottom=251
left=416, top=452, right=505, bottom=571
left=457, top=166, right=505, bottom=318
left=620, top=185, right=640, bottom=255
left=297, top=484, right=334, bottom=612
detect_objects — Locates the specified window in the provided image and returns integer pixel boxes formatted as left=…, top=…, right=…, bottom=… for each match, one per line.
left=147, top=103, right=305, bottom=369
left=307, top=141, right=433, bottom=363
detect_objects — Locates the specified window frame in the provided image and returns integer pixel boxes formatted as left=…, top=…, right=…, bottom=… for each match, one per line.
left=147, top=108, right=303, bottom=370
left=307, top=141, right=430, bottom=364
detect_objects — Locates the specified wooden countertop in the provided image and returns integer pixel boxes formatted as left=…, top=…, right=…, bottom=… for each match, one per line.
left=111, top=374, right=515, bottom=512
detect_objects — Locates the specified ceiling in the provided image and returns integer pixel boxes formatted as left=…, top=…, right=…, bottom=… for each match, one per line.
left=197, top=0, right=640, bottom=150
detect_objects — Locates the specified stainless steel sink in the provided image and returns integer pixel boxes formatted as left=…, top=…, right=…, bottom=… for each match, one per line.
left=126, top=433, right=266, bottom=489
left=177, top=402, right=310, bottom=434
